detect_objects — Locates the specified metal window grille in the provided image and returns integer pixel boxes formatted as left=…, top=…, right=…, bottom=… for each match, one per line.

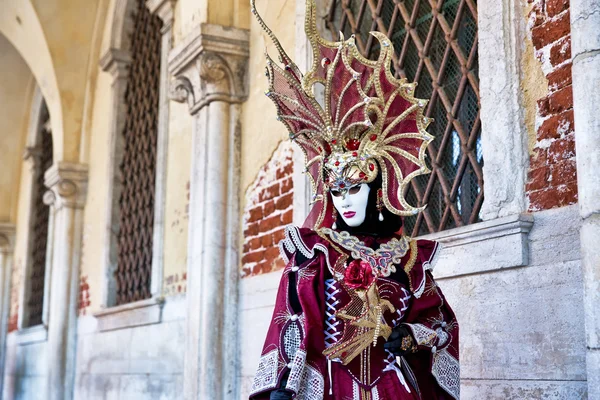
left=27, top=111, right=53, bottom=327
left=327, top=0, right=482, bottom=235
left=116, top=0, right=163, bottom=305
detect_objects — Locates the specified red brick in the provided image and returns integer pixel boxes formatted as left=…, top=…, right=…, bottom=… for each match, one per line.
left=274, top=258, right=286, bottom=271
left=276, top=163, right=294, bottom=180
left=548, top=134, right=576, bottom=163
left=275, top=193, right=293, bottom=210
left=281, top=209, right=293, bottom=225
left=530, top=148, right=549, bottom=170
left=242, top=243, right=250, bottom=253
left=258, top=183, right=281, bottom=202
left=529, top=184, right=577, bottom=211
left=247, top=206, right=263, bottom=223
left=244, top=222, right=259, bottom=237
left=547, top=62, right=572, bottom=92
left=263, top=200, right=275, bottom=216
left=281, top=177, right=293, bottom=193
left=549, top=36, right=571, bottom=66
left=550, top=159, right=578, bottom=186
left=526, top=165, right=551, bottom=192
left=528, top=3, right=546, bottom=28
left=537, top=109, right=574, bottom=140
left=242, top=250, right=264, bottom=265
left=260, top=233, right=273, bottom=248
left=546, top=0, right=570, bottom=18
left=531, top=10, right=571, bottom=49
left=264, top=246, right=280, bottom=263
left=259, top=214, right=281, bottom=232
left=249, top=237, right=262, bottom=251
left=273, top=229, right=286, bottom=244
left=538, top=85, right=573, bottom=117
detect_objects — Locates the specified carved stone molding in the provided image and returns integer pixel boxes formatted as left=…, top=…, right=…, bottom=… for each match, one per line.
left=100, top=48, right=132, bottom=80
left=43, top=162, right=89, bottom=210
left=168, top=23, right=250, bottom=115
left=0, top=224, right=15, bottom=254
left=146, top=0, right=176, bottom=31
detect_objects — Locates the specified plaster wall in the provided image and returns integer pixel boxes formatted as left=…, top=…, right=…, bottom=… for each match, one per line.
left=240, top=0, right=297, bottom=195
left=0, top=35, right=34, bottom=223
left=238, top=206, right=587, bottom=399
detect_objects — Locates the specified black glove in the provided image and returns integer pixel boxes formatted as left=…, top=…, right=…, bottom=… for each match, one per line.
left=270, top=372, right=293, bottom=400
left=383, top=325, right=418, bottom=356
left=270, top=389, right=293, bottom=400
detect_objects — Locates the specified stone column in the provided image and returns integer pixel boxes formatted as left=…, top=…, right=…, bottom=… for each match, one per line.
left=168, top=23, right=249, bottom=400
left=147, top=0, right=176, bottom=297
left=43, top=162, right=88, bottom=400
left=0, top=224, right=15, bottom=398
left=571, top=1, right=600, bottom=397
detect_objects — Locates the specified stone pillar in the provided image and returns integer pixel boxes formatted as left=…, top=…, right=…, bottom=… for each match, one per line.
left=168, top=23, right=249, bottom=400
left=147, top=0, right=176, bottom=297
left=0, top=224, right=15, bottom=398
left=571, top=1, right=600, bottom=397
left=477, top=0, right=529, bottom=220
left=43, top=162, right=88, bottom=400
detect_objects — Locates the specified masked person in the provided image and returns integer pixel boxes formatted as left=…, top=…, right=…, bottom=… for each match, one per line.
left=249, top=1, right=459, bottom=399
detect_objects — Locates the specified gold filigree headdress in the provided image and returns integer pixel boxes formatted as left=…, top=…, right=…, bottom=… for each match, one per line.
left=252, top=0, right=433, bottom=228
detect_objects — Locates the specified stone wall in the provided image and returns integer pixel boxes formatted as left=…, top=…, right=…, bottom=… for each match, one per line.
left=73, top=296, right=185, bottom=400
left=526, top=0, right=578, bottom=211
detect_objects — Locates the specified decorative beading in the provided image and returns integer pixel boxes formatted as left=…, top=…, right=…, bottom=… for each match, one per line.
left=406, top=323, right=438, bottom=347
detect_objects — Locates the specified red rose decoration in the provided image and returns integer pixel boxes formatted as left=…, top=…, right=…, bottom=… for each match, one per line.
left=344, top=260, right=374, bottom=289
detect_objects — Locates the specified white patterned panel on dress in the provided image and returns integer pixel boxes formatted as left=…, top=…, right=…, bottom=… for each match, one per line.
left=250, top=349, right=279, bottom=395
left=283, top=322, right=301, bottom=360
left=432, top=348, right=460, bottom=400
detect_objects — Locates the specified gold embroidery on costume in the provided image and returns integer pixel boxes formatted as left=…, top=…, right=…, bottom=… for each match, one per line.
left=322, top=283, right=395, bottom=364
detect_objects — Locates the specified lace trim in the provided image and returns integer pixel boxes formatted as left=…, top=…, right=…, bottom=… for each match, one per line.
left=406, top=323, right=437, bottom=347
left=283, top=322, right=302, bottom=360
left=285, top=349, right=325, bottom=400
left=278, top=226, right=335, bottom=275
left=250, top=349, right=280, bottom=395
left=432, top=348, right=460, bottom=400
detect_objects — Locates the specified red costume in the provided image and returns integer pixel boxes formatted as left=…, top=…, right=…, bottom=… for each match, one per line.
left=249, top=0, right=460, bottom=398
left=249, top=227, right=459, bottom=399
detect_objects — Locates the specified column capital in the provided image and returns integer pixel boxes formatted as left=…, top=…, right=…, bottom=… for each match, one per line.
left=100, top=48, right=132, bottom=81
left=146, top=0, right=176, bottom=30
left=168, top=23, right=250, bottom=115
left=44, top=162, right=89, bottom=210
left=0, top=224, right=15, bottom=254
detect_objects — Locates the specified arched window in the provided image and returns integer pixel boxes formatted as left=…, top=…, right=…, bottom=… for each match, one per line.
left=23, top=101, right=52, bottom=327
left=114, top=0, right=163, bottom=305
left=327, top=0, right=482, bottom=235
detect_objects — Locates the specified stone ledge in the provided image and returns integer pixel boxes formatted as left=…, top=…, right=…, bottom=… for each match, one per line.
left=419, top=213, right=535, bottom=279
left=93, top=297, right=165, bottom=332
left=15, top=325, right=48, bottom=345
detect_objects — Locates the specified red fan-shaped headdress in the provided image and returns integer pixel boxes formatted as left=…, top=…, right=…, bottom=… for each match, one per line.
left=252, top=0, right=433, bottom=229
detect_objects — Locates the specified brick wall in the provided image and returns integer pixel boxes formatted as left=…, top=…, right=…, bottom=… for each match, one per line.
left=241, top=141, right=294, bottom=278
left=526, top=0, right=577, bottom=211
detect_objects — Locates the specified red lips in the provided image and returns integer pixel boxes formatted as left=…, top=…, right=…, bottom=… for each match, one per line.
left=343, top=211, right=356, bottom=218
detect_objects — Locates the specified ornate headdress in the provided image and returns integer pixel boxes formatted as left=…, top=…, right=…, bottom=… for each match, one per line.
left=252, top=0, right=433, bottom=229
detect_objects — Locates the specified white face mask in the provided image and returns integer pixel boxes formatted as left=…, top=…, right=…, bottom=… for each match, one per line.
left=331, top=183, right=371, bottom=228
